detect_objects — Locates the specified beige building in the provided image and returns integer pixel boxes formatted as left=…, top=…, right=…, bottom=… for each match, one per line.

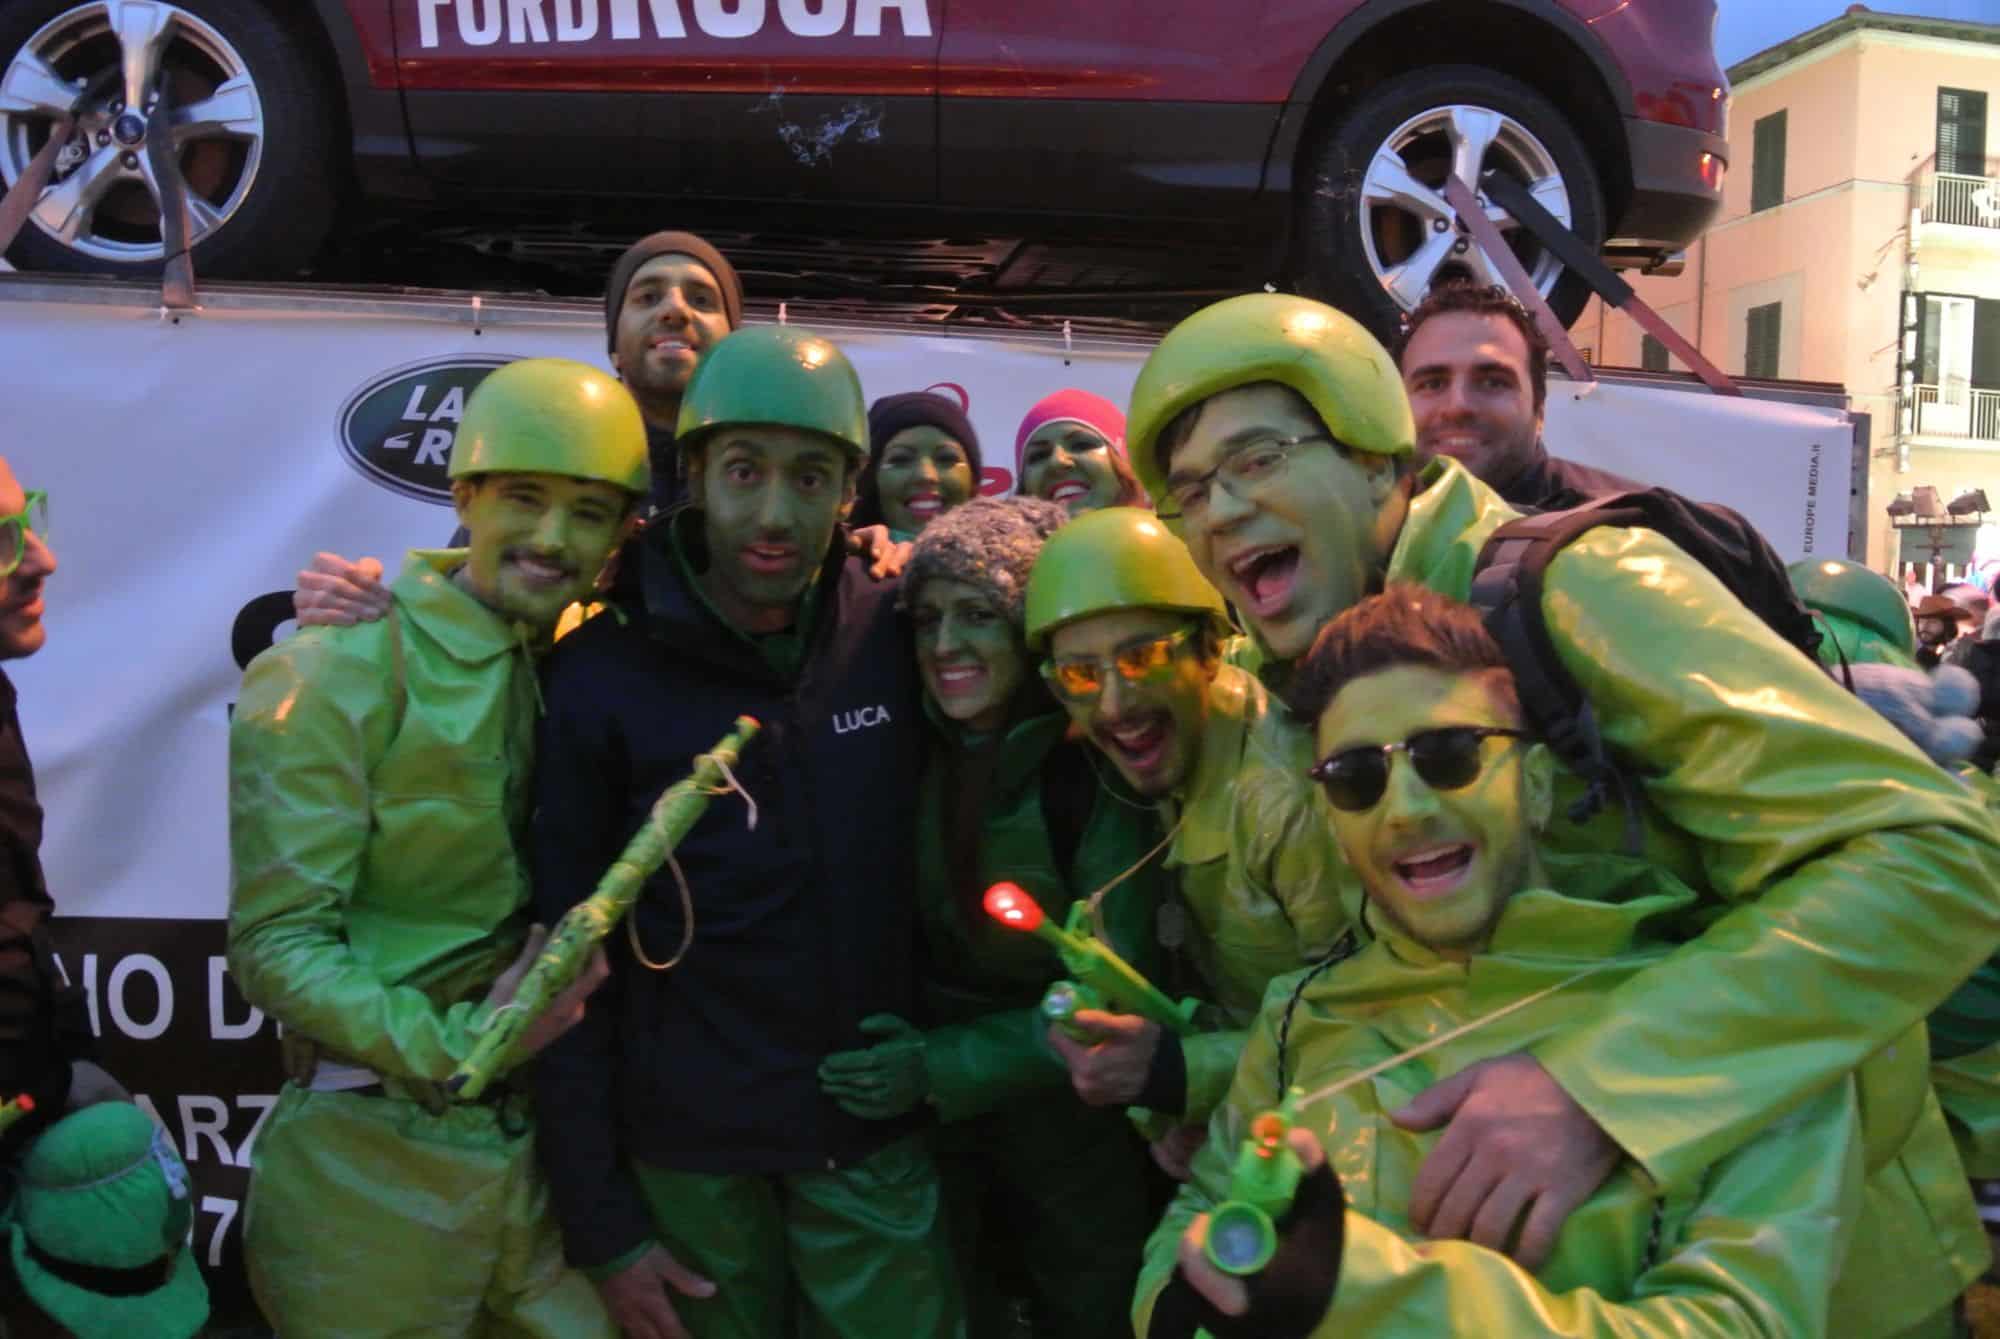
left=1578, top=8, right=1999, bottom=572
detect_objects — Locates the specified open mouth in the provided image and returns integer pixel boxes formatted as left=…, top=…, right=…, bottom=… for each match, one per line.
left=742, top=543, right=799, bottom=577
left=1225, top=547, right=1301, bottom=620
left=649, top=333, right=692, bottom=355
left=507, top=554, right=575, bottom=589
left=1390, top=843, right=1475, bottom=899
left=904, top=491, right=943, bottom=519
left=1048, top=480, right=1089, bottom=505
left=1096, top=713, right=1172, bottom=776
left=932, top=663, right=987, bottom=698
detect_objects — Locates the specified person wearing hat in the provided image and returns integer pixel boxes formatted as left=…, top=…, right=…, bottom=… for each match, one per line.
left=813, top=496, right=1164, bottom=1339
left=856, top=389, right=982, bottom=541
left=1915, top=593, right=1976, bottom=669
left=1014, top=388, right=1148, bottom=517
left=228, top=357, right=651, bottom=1337
left=1119, top=291, right=1995, bottom=1334
left=1021, top=507, right=1347, bottom=1146
left=531, top=326, right=962, bottom=1339
left=3, top=1102, right=209, bottom=1339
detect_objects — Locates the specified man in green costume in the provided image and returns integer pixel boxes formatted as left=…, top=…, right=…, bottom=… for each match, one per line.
left=1142, top=588, right=1871, bottom=1339
left=1121, top=292, right=1997, bottom=1334
left=228, top=357, right=648, bottom=1337
left=1023, top=508, right=1347, bottom=1138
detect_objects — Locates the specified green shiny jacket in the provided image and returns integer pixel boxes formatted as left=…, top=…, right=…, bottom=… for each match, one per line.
left=1158, top=663, right=1349, bottom=1122
left=1136, top=857, right=1867, bottom=1339
left=912, top=704, right=1172, bottom=1123
left=228, top=551, right=539, bottom=1084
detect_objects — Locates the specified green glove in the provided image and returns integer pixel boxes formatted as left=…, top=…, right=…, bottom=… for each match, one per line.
left=817, top=1013, right=930, bottom=1120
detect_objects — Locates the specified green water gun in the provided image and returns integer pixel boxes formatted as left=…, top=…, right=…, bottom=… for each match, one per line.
left=0, top=1094, right=36, bottom=1137
left=983, top=882, right=1198, bottom=1037
left=1204, top=1088, right=1306, bottom=1276
left=448, top=716, right=761, bottom=1100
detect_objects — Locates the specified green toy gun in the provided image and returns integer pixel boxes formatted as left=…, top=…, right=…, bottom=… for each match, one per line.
left=0, top=1094, right=36, bottom=1137
left=1204, top=1088, right=1306, bottom=1276
left=447, top=716, right=761, bottom=1100
left=982, top=881, right=1198, bottom=1037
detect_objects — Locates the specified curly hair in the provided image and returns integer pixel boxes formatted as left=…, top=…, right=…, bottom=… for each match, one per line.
left=1289, top=584, right=1520, bottom=726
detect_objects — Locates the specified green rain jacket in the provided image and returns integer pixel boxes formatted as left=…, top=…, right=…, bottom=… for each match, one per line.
left=1157, top=663, right=1348, bottom=1122
left=228, top=550, right=538, bottom=1086
left=1363, top=459, right=1993, bottom=1318
left=913, top=705, right=1172, bottom=1122
left=1135, top=857, right=1867, bottom=1339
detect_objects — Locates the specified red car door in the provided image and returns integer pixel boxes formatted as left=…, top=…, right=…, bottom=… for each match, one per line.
left=387, top=0, right=941, bottom=201
left=935, top=1, right=1326, bottom=217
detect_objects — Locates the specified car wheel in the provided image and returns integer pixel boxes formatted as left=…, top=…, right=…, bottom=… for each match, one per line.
left=1298, top=65, right=1604, bottom=337
left=0, top=0, right=337, bottom=278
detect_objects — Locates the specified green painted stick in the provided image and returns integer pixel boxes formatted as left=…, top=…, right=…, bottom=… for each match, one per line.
left=448, top=715, right=761, bottom=1099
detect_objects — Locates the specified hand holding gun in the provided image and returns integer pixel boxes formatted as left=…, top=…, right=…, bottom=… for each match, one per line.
left=983, top=882, right=1198, bottom=1036
left=448, top=716, right=761, bottom=1099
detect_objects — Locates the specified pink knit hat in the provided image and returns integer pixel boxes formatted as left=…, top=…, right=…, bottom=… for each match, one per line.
left=1013, top=389, right=1127, bottom=480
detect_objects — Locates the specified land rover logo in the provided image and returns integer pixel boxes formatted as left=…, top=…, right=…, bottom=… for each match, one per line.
left=337, top=355, right=523, bottom=503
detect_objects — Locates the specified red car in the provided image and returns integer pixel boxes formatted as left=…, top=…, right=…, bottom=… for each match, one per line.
left=0, top=0, right=1727, bottom=328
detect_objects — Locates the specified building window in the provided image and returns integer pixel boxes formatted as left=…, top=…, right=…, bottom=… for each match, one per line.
left=1745, top=302, right=1781, bottom=379
left=1938, top=88, right=1989, bottom=177
left=1913, top=292, right=2000, bottom=442
left=1641, top=334, right=1669, bottom=372
left=1751, top=111, right=1787, bottom=212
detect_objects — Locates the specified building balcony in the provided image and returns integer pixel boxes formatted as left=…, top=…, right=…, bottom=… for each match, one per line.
left=1920, top=172, right=2000, bottom=233
left=1910, top=384, right=2000, bottom=445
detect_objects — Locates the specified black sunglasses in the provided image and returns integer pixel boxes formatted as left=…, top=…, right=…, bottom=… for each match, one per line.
left=1308, top=726, right=1528, bottom=813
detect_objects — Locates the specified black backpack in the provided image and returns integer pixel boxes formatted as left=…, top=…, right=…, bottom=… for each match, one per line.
left=1467, top=488, right=1825, bottom=851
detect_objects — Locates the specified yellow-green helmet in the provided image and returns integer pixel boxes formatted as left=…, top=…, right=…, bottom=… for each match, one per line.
left=448, top=357, right=650, bottom=495
left=1024, top=507, right=1229, bottom=650
left=1125, top=293, right=1414, bottom=506
left=676, top=326, right=869, bottom=465
left=1788, top=558, right=1918, bottom=664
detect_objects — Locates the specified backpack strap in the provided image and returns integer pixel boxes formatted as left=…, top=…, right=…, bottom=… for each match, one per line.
left=1470, top=503, right=1647, bottom=855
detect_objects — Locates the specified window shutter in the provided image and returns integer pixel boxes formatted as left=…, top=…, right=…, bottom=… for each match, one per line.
left=1752, top=111, right=1788, bottom=212
left=1939, top=89, right=1989, bottom=177
left=1746, top=302, right=1782, bottom=379
left=1641, top=334, right=1669, bottom=372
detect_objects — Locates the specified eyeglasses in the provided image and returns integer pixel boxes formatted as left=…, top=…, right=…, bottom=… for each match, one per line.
left=1309, top=726, right=1527, bottom=812
left=0, top=492, right=47, bottom=578
left=1157, top=435, right=1329, bottom=522
left=1042, top=624, right=1200, bottom=700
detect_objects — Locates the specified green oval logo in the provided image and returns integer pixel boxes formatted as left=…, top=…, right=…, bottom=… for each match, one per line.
left=337, top=356, right=523, bottom=503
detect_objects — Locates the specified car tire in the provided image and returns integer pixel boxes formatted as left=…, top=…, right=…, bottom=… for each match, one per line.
left=0, top=0, right=338, bottom=279
left=1297, top=65, right=1605, bottom=338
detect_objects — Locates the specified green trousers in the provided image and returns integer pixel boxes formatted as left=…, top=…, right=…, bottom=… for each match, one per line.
left=934, top=1097, right=1153, bottom=1339
left=630, top=1134, right=964, bottom=1339
left=244, top=1085, right=615, bottom=1339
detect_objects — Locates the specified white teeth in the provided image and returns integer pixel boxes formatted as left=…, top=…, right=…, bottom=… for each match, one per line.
left=938, top=667, right=980, bottom=682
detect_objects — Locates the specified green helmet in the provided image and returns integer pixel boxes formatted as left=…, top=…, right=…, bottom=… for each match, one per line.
left=1788, top=558, right=1917, bottom=662
left=1125, top=293, right=1415, bottom=506
left=676, top=326, right=869, bottom=465
left=449, top=357, right=650, bottom=495
left=1024, top=506, right=1229, bottom=650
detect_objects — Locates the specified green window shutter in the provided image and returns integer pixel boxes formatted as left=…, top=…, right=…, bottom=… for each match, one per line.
left=1641, top=334, right=1669, bottom=372
left=1746, top=302, right=1782, bottom=379
left=1939, top=88, right=1988, bottom=177
left=1752, top=111, right=1787, bottom=212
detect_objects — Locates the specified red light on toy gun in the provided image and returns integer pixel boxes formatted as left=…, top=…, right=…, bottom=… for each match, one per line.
left=1250, top=1111, right=1285, bottom=1154
left=14, top=1097, right=31, bottom=1113
left=983, top=882, right=1045, bottom=932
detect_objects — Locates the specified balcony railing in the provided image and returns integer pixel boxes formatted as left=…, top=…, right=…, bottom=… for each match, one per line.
left=1911, top=384, right=2000, bottom=443
left=1922, top=172, right=2000, bottom=230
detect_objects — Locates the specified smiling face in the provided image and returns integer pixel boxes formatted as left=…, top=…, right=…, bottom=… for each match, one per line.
left=609, top=253, right=734, bottom=423
left=687, top=426, right=854, bottom=635
left=1314, top=665, right=1551, bottom=958
left=911, top=578, right=1026, bottom=732
left=874, top=425, right=975, bottom=535
left=1045, top=608, right=1213, bottom=797
left=1020, top=423, right=1123, bottom=516
left=453, top=472, right=634, bottom=632
left=1165, top=383, right=1399, bottom=663
left=0, top=460, right=54, bottom=660
left=1401, top=312, right=1542, bottom=490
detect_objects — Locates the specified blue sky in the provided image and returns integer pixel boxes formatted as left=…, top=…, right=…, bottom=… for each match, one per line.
left=1718, top=1, right=2000, bottom=66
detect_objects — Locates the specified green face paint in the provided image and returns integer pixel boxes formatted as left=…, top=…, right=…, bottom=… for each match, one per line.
left=875, top=425, right=974, bottom=536
left=911, top=578, right=1026, bottom=733
left=454, top=472, right=631, bottom=631
left=1314, top=665, right=1549, bottom=958
left=690, top=426, right=850, bottom=634
left=1020, top=424, right=1122, bottom=516
left=1044, top=608, right=1212, bottom=798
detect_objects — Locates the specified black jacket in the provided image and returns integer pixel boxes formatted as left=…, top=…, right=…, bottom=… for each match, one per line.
left=0, top=671, right=92, bottom=1157
left=1495, top=440, right=1646, bottom=511
left=531, top=518, right=926, bottom=1271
